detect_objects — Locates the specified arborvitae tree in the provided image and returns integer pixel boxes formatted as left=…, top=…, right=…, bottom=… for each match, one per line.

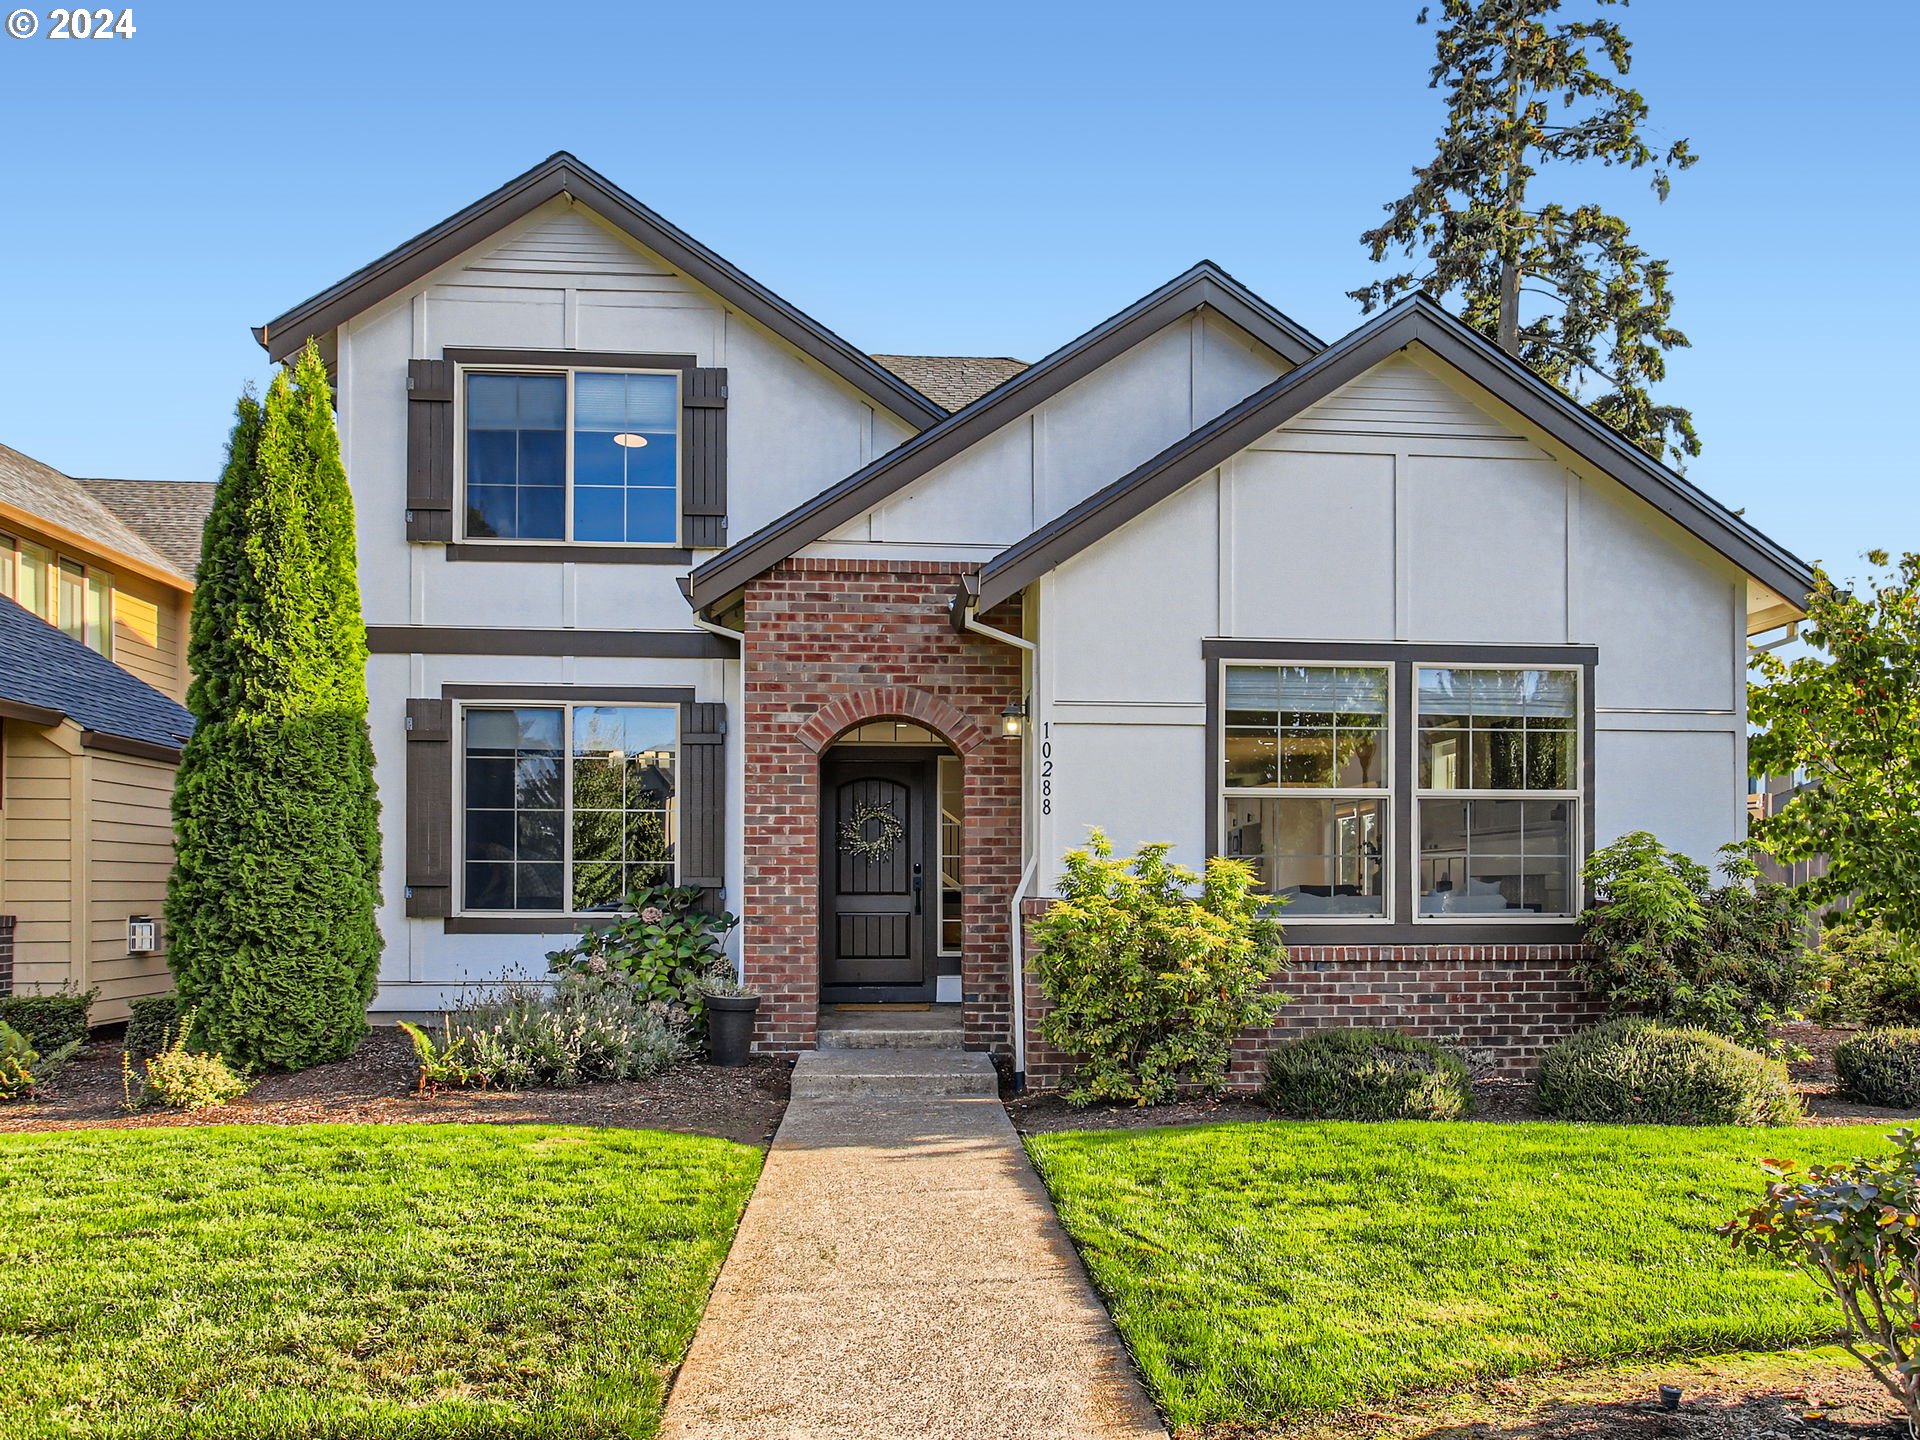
left=167, top=341, right=381, bottom=1070
left=1353, top=0, right=1701, bottom=464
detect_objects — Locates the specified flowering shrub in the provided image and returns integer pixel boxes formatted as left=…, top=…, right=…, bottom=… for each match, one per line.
left=433, top=970, right=685, bottom=1090
left=548, top=883, right=737, bottom=1025
left=1721, top=1129, right=1920, bottom=1432
left=1032, top=830, right=1287, bottom=1106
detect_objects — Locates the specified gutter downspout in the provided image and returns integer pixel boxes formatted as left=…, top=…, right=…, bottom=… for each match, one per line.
left=953, top=580, right=1037, bottom=1091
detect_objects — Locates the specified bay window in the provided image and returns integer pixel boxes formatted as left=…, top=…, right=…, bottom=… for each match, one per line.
left=462, top=367, right=680, bottom=545
left=461, top=703, right=678, bottom=914
left=1211, top=646, right=1590, bottom=930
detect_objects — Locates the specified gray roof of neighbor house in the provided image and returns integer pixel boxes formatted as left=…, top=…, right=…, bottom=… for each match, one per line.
left=255, top=151, right=949, bottom=431
left=871, top=356, right=1029, bottom=413
left=0, top=597, right=195, bottom=753
left=0, top=444, right=188, bottom=585
left=79, top=479, right=217, bottom=579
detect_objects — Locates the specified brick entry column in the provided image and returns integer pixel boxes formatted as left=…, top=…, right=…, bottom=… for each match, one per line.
left=741, top=559, right=1024, bottom=1057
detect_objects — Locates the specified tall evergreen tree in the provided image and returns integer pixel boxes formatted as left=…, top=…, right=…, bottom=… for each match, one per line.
left=167, top=342, right=381, bottom=1070
left=1352, top=0, right=1701, bottom=464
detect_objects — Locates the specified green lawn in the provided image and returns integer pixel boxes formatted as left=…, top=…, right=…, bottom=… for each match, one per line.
left=1026, top=1120, right=1905, bottom=1429
left=0, top=1124, right=762, bottom=1439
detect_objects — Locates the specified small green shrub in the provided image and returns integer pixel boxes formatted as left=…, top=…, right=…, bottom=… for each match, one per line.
left=1834, top=1029, right=1920, bottom=1109
left=1815, top=924, right=1920, bottom=1026
left=126, top=1018, right=248, bottom=1112
left=1578, top=832, right=1814, bottom=1053
left=124, top=993, right=185, bottom=1060
left=436, top=970, right=685, bottom=1089
left=547, top=883, right=737, bottom=1025
left=1722, top=1128, right=1920, bottom=1432
left=1032, top=829, right=1287, bottom=1106
left=1535, top=1018, right=1801, bottom=1125
left=0, top=988, right=95, bottom=1052
left=1264, top=1028, right=1472, bottom=1119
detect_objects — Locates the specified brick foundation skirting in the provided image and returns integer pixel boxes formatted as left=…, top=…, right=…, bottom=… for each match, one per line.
left=0, top=914, right=12, bottom=997
left=1018, top=900, right=1602, bottom=1090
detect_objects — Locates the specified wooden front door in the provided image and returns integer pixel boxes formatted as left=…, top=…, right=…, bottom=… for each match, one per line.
left=819, top=754, right=936, bottom=1001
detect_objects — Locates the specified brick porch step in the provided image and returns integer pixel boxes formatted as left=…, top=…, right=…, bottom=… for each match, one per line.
left=789, top=1049, right=999, bottom=1101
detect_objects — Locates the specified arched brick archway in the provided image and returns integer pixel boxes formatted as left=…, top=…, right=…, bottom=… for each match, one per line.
left=741, top=559, right=1024, bottom=1057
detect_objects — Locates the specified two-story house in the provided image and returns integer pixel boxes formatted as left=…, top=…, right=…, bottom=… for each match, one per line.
left=255, top=153, right=1812, bottom=1082
left=0, top=445, right=212, bottom=1021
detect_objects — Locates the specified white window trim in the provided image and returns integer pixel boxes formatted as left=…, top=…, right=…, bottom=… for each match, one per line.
left=1217, top=660, right=1396, bottom=925
left=1410, top=662, right=1584, bottom=925
left=453, top=699, right=682, bottom=918
left=454, top=363, right=685, bottom=549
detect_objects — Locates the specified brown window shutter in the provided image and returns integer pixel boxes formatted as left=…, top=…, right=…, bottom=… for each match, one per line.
left=404, top=698, right=454, bottom=917
left=681, top=367, right=728, bottom=550
left=679, top=701, right=727, bottom=914
left=406, top=359, right=456, bottom=543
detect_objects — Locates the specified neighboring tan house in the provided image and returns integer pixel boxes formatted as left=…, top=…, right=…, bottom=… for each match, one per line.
left=254, top=152, right=1813, bottom=1082
left=0, top=445, right=212, bottom=1021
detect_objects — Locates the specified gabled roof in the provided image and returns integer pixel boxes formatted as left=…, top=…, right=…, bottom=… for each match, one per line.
left=79, top=479, right=216, bottom=578
left=0, top=444, right=190, bottom=589
left=872, top=355, right=1029, bottom=412
left=972, top=293, right=1815, bottom=613
left=254, top=152, right=947, bottom=431
left=687, top=261, right=1324, bottom=610
left=0, top=597, right=195, bottom=753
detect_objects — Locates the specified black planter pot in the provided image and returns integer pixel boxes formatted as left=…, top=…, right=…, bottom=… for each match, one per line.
left=703, top=993, right=761, bottom=1067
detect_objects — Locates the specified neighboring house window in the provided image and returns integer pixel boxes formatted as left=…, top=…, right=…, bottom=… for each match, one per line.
left=1416, top=667, right=1578, bottom=918
left=461, top=367, right=680, bottom=545
left=0, top=535, right=111, bottom=658
left=1221, top=665, right=1391, bottom=918
left=460, top=703, right=678, bottom=915
left=1211, top=648, right=1588, bottom=928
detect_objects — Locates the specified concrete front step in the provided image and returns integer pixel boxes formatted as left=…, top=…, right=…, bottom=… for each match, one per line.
left=817, top=1009, right=966, bottom=1051
left=790, top=1049, right=1000, bottom=1101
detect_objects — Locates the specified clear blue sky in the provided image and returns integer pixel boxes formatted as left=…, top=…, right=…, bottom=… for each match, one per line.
left=0, top=0, right=1911, bottom=578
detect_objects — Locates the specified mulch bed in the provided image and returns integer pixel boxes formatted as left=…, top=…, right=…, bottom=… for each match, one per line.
left=2, top=1026, right=791, bottom=1146
left=1008, top=1021, right=1920, bottom=1135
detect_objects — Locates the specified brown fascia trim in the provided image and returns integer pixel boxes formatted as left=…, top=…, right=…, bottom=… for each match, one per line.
left=974, top=296, right=1817, bottom=612
left=684, top=261, right=1325, bottom=611
left=253, top=152, right=945, bottom=431
left=365, top=626, right=735, bottom=659
left=80, top=730, right=184, bottom=763
left=444, top=544, right=695, bottom=566
left=443, top=347, right=696, bottom=371
left=440, top=684, right=696, bottom=703
left=0, top=697, right=66, bottom=727
left=0, top=498, right=192, bottom=595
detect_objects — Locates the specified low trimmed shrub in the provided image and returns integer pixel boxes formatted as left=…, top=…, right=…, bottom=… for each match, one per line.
left=1263, top=1028, right=1472, bottom=1120
left=437, top=970, right=685, bottom=1089
left=1535, top=1018, right=1801, bottom=1126
left=0, top=989, right=95, bottom=1052
left=124, top=994, right=185, bottom=1060
left=1834, top=1028, right=1920, bottom=1109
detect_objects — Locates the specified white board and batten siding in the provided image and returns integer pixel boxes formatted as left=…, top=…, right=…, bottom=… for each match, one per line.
left=1, top=722, right=175, bottom=1023
left=807, top=311, right=1291, bottom=559
left=1033, top=352, right=1750, bottom=883
left=336, top=200, right=892, bottom=1011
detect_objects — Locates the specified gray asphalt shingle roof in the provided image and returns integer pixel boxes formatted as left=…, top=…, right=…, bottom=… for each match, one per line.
left=871, top=355, right=1029, bottom=413
left=79, top=479, right=216, bottom=578
left=0, top=443, right=183, bottom=579
left=0, top=597, right=194, bottom=751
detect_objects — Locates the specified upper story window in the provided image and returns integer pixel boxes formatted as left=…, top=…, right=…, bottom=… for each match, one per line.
left=0, top=532, right=112, bottom=657
left=462, top=368, right=680, bottom=546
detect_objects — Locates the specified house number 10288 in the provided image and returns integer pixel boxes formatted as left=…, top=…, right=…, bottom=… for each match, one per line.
left=1039, top=723, right=1053, bottom=816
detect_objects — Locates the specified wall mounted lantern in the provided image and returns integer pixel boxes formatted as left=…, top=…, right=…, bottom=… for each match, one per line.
left=1000, top=700, right=1027, bottom=738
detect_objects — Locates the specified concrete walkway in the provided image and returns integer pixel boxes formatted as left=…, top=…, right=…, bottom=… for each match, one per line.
left=661, top=1050, right=1167, bottom=1440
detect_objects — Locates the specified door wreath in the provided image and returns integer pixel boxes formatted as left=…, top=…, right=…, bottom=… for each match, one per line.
left=840, top=800, right=904, bottom=863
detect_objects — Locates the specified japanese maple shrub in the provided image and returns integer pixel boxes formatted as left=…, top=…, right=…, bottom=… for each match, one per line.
left=1723, top=1130, right=1920, bottom=1434
left=1032, top=830, right=1286, bottom=1106
left=1578, top=831, right=1813, bottom=1053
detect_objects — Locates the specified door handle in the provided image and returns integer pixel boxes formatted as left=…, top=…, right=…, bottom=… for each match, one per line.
left=912, top=862, right=924, bottom=915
